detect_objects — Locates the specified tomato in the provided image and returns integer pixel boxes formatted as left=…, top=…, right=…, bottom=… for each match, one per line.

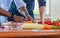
left=44, top=20, right=52, bottom=25
left=44, top=21, right=48, bottom=24
left=1, top=26, right=5, bottom=29
left=54, top=22, right=59, bottom=26
left=38, top=20, right=52, bottom=25
left=38, top=21, right=42, bottom=24
left=47, top=21, right=52, bottom=25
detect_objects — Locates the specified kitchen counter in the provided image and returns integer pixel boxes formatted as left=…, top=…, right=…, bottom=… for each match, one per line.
left=0, top=29, right=60, bottom=38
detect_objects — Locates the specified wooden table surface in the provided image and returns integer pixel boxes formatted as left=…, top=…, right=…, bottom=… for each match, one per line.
left=0, top=29, right=60, bottom=38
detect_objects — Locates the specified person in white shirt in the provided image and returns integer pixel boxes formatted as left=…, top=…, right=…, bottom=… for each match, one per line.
left=0, top=0, right=35, bottom=23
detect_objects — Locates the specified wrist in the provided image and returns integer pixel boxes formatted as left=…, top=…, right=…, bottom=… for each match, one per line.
left=10, top=13, right=15, bottom=18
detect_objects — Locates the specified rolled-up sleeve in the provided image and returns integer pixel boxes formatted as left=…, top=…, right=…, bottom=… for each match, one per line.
left=14, top=0, right=26, bottom=10
left=38, top=0, right=46, bottom=7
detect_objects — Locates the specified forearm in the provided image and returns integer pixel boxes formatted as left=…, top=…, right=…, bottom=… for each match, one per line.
left=19, top=6, right=29, bottom=16
left=39, top=6, right=45, bottom=19
left=0, top=8, right=11, bottom=18
left=38, top=0, right=46, bottom=20
left=18, top=6, right=36, bottom=22
left=19, top=6, right=33, bottom=19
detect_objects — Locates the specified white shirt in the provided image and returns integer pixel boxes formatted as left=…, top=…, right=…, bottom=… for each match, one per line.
left=0, top=0, right=26, bottom=23
left=0, top=0, right=26, bottom=11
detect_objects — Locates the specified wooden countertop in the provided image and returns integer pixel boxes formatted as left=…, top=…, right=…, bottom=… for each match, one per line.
left=0, top=29, right=60, bottom=38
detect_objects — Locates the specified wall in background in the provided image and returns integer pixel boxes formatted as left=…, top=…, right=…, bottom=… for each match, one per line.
left=51, top=0, right=60, bottom=21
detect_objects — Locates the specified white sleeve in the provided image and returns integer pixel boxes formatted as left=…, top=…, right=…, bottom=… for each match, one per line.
left=14, top=0, right=26, bottom=10
left=0, top=1, right=1, bottom=7
left=0, top=4, right=1, bottom=8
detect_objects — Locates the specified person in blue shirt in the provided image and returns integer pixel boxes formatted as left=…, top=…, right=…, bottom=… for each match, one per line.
left=0, top=0, right=35, bottom=23
left=23, top=0, right=46, bottom=24
left=23, top=0, right=35, bottom=18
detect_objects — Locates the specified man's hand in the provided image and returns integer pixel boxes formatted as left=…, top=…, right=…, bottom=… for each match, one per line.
left=38, top=19, right=44, bottom=24
left=13, top=15, right=26, bottom=22
left=26, top=15, right=37, bottom=23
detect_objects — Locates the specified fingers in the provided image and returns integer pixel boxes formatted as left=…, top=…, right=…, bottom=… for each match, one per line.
left=13, top=15, right=25, bottom=23
left=13, top=15, right=36, bottom=23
